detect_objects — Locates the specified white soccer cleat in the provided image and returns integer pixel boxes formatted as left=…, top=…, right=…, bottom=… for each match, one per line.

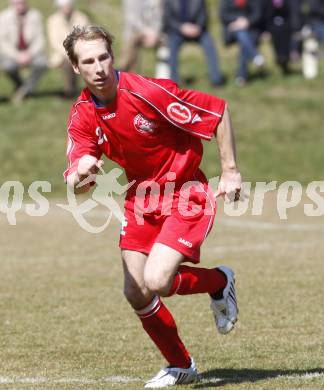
left=210, top=266, right=238, bottom=335
left=144, top=358, right=198, bottom=388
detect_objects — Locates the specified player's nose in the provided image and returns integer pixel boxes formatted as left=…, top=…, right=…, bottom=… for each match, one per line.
left=95, top=60, right=104, bottom=73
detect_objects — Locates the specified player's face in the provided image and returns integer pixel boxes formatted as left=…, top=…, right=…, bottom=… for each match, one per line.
left=73, top=38, right=115, bottom=95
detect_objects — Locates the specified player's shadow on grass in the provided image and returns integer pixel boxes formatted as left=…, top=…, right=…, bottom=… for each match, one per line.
left=194, top=368, right=324, bottom=388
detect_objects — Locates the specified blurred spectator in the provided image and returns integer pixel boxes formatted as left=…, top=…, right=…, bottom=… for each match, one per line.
left=47, top=0, right=89, bottom=97
left=0, top=0, right=47, bottom=104
left=296, top=0, right=324, bottom=79
left=119, top=0, right=168, bottom=78
left=302, top=24, right=319, bottom=78
left=163, top=0, right=225, bottom=86
left=220, top=0, right=264, bottom=86
left=306, top=0, right=324, bottom=42
left=260, top=0, right=301, bottom=74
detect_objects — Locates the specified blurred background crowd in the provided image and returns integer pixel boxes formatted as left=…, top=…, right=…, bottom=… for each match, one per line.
left=0, top=0, right=323, bottom=104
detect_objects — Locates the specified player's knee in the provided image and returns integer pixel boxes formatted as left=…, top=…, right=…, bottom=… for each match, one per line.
left=123, top=283, right=148, bottom=309
left=144, top=272, right=170, bottom=297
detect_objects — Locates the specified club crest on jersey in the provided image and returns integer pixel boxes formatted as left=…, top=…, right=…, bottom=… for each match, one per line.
left=134, top=114, right=156, bottom=134
left=167, top=102, right=192, bottom=124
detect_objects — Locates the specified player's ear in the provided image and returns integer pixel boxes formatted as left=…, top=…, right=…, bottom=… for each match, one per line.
left=72, top=63, right=80, bottom=75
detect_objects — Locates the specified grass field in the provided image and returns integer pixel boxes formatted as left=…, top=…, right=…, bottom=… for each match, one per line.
left=0, top=194, right=324, bottom=389
left=1, top=0, right=324, bottom=388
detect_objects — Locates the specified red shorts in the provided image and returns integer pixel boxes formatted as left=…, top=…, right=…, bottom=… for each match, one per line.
left=119, top=184, right=216, bottom=263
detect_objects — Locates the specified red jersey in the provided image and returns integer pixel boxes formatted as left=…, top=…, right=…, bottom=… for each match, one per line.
left=64, top=72, right=225, bottom=207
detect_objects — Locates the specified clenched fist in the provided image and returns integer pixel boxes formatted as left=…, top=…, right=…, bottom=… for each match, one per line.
left=77, top=155, right=104, bottom=178
left=67, top=154, right=104, bottom=194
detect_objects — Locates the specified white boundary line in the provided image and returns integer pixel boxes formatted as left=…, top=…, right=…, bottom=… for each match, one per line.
left=0, top=376, right=141, bottom=385
left=205, top=241, right=322, bottom=254
left=0, top=372, right=323, bottom=385
left=219, top=218, right=324, bottom=232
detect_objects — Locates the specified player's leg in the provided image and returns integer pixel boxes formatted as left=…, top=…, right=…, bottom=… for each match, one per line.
left=122, top=249, right=152, bottom=309
left=123, top=247, right=198, bottom=388
left=145, top=246, right=238, bottom=336
left=149, top=202, right=238, bottom=334
left=122, top=249, right=192, bottom=370
left=144, top=243, right=227, bottom=297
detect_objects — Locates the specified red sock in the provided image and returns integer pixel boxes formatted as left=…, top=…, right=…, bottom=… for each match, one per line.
left=136, top=296, right=191, bottom=368
left=167, top=265, right=227, bottom=297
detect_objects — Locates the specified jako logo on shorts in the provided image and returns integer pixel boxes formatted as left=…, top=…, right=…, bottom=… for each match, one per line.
left=178, top=237, right=193, bottom=248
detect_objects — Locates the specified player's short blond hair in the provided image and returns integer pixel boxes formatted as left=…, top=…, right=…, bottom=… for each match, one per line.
left=63, top=25, right=114, bottom=65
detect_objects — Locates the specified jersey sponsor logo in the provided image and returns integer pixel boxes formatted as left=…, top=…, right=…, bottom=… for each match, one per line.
left=191, top=113, right=202, bottom=124
left=167, top=102, right=192, bottom=124
left=178, top=237, right=193, bottom=248
left=134, top=113, right=156, bottom=134
left=102, top=113, right=116, bottom=120
left=96, top=126, right=108, bottom=145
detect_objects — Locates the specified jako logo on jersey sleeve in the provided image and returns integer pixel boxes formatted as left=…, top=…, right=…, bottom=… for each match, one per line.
left=133, top=114, right=156, bottom=134
left=167, top=102, right=192, bottom=124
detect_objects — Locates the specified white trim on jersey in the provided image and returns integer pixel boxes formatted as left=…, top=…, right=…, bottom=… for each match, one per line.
left=64, top=99, right=91, bottom=178
left=194, top=175, right=216, bottom=240
left=122, top=89, right=213, bottom=140
left=139, top=75, right=222, bottom=118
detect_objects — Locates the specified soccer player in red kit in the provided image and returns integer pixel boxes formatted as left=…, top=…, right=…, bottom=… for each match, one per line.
left=63, top=25, right=242, bottom=388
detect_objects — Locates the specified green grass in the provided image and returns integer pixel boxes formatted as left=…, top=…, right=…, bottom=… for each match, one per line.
left=0, top=198, right=323, bottom=389
left=0, top=0, right=323, bottom=195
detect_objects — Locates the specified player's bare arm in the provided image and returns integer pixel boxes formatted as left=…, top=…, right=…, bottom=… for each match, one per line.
left=215, top=104, right=242, bottom=202
left=66, top=154, right=104, bottom=194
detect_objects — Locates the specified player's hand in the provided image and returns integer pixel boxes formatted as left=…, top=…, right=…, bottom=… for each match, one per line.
left=77, top=155, right=104, bottom=180
left=215, top=169, right=242, bottom=202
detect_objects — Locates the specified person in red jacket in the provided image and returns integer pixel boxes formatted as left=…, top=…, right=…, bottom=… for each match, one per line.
left=63, top=25, right=241, bottom=388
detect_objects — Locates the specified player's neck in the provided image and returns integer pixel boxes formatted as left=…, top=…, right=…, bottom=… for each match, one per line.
left=89, top=69, right=119, bottom=105
left=92, top=89, right=117, bottom=105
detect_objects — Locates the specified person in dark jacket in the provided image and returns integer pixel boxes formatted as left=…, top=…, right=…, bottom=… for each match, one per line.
left=220, top=0, right=264, bottom=85
left=261, top=0, right=301, bottom=74
left=163, top=0, right=225, bottom=86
